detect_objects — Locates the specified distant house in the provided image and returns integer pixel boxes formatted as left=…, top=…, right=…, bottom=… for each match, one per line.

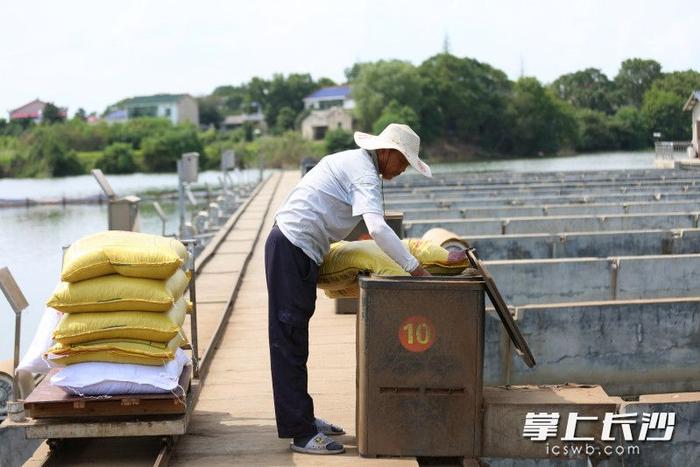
left=683, top=90, right=700, bottom=157
left=222, top=109, right=268, bottom=132
left=104, top=109, right=128, bottom=125
left=303, top=85, right=354, bottom=111
left=8, top=99, right=67, bottom=122
left=301, top=85, right=355, bottom=140
left=302, top=107, right=354, bottom=140
left=121, top=94, right=199, bottom=126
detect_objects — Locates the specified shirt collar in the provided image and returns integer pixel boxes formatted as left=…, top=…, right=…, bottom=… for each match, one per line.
left=364, top=149, right=379, bottom=173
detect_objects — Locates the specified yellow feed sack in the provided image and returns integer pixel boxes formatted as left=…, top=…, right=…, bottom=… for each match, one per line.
left=52, top=297, right=189, bottom=345
left=406, top=238, right=468, bottom=274
left=61, top=230, right=189, bottom=282
left=318, top=240, right=406, bottom=290
left=46, top=334, right=186, bottom=366
left=318, top=238, right=467, bottom=298
left=47, top=269, right=190, bottom=313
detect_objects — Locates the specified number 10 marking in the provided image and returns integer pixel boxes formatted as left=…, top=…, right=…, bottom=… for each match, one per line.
left=399, top=315, right=436, bottom=352
left=403, top=322, right=431, bottom=345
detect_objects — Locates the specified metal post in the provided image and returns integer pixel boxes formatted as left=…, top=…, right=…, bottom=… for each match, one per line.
left=258, top=151, right=263, bottom=183
left=0, top=267, right=29, bottom=403
left=153, top=201, right=168, bottom=237
left=13, top=312, right=21, bottom=400
left=177, top=160, right=186, bottom=239
left=181, top=241, right=199, bottom=378
left=205, top=182, right=212, bottom=205
left=224, top=171, right=234, bottom=190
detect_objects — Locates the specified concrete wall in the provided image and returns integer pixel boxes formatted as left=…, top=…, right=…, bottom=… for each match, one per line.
left=386, top=192, right=700, bottom=210
left=404, top=213, right=699, bottom=237
left=387, top=185, right=700, bottom=204
left=693, top=105, right=699, bottom=153
left=177, top=95, right=199, bottom=126
left=386, top=178, right=700, bottom=197
left=619, top=394, right=700, bottom=466
left=481, top=298, right=700, bottom=396
left=484, top=254, right=700, bottom=306
left=384, top=168, right=691, bottom=189
left=388, top=168, right=700, bottom=465
left=481, top=385, right=620, bottom=461
left=481, top=388, right=700, bottom=465
left=482, top=459, right=592, bottom=466
left=467, top=229, right=700, bottom=260
left=402, top=201, right=700, bottom=221
left=0, top=424, right=42, bottom=467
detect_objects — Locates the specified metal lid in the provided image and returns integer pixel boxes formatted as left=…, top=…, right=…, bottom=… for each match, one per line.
left=465, top=248, right=536, bottom=368
left=360, top=274, right=485, bottom=292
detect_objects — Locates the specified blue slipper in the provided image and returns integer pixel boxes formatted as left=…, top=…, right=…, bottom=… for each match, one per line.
left=315, top=417, right=346, bottom=435
left=291, top=432, right=345, bottom=455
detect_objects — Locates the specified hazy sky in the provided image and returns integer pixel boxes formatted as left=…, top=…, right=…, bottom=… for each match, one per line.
left=2, top=0, right=696, bottom=117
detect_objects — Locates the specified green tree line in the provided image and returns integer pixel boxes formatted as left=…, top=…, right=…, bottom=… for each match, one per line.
left=1, top=54, right=699, bottom=178
left=197, top=55, right=699, bottom=158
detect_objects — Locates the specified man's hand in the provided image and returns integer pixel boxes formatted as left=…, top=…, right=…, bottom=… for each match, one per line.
left=409, top=266, right=431, bottom=277
left=446, top=249, right=468, bottom=265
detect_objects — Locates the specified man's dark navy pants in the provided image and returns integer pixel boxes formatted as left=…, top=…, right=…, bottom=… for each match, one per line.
left=264, top=225, right=319, bottom=439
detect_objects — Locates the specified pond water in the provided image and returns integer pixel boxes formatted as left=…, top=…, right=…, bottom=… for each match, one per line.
left=0, top=169, right=263, bottom=362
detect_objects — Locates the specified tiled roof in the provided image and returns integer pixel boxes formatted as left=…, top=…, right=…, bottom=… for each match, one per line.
left=304, top=85, right=351, bottom=100
left=10, top=99, right=46, bottom=119
left=9, top=99, right=67, bottom=119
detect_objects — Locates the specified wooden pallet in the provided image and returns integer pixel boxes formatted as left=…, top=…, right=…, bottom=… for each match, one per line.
left=23, top=366, right=190, bottom=419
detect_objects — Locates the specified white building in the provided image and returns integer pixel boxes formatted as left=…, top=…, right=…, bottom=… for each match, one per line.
left=303, top=85, right=354, bottom=111
left=683, top=90, right=700, bottom=157
left=122, top=94, right=199, bottom=126
left=301, top=85, right=355, bottom=140
left=301, top=107, right=354, bottom=140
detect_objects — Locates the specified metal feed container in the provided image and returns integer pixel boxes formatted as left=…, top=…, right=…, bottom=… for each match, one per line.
left=357, top=272, right=534, bottom=458
left=345, top=211, right=404, bottom=242
left=357, top=275, right=485, bottom=457
left=335, top=212, right=404, bottom=315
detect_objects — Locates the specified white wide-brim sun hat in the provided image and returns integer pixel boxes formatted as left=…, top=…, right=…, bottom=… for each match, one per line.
left=354, top=123, right=432, bottom=178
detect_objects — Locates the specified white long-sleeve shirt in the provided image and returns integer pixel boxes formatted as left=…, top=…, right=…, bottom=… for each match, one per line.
left=275, top=148, right=419, bottom=272
left=362, top=212, right=418, bottom=271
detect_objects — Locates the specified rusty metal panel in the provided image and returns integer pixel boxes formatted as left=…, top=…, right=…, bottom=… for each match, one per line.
left=335, top=297, right=359, bottom=314
left=345, top=211, right=404, bottom=241
left=0, top=267, right=28, bottom=313
left=357, top=275, right=485, bottom=457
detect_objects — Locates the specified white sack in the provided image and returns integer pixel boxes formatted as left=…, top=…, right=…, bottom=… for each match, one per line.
left=16, top=307, right=62, bottom=374
left=50, top=348, right=190, bottom=396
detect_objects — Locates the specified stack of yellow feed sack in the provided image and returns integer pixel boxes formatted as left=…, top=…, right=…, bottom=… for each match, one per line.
left=44, top=231, right=191, bottom=368
left=317, top=238, right=469, bottom=298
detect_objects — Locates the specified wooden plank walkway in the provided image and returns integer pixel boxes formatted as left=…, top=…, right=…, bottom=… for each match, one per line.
left=171, top=170, right=416, bottom=466
left=24, top=170, right=416, bottom=466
